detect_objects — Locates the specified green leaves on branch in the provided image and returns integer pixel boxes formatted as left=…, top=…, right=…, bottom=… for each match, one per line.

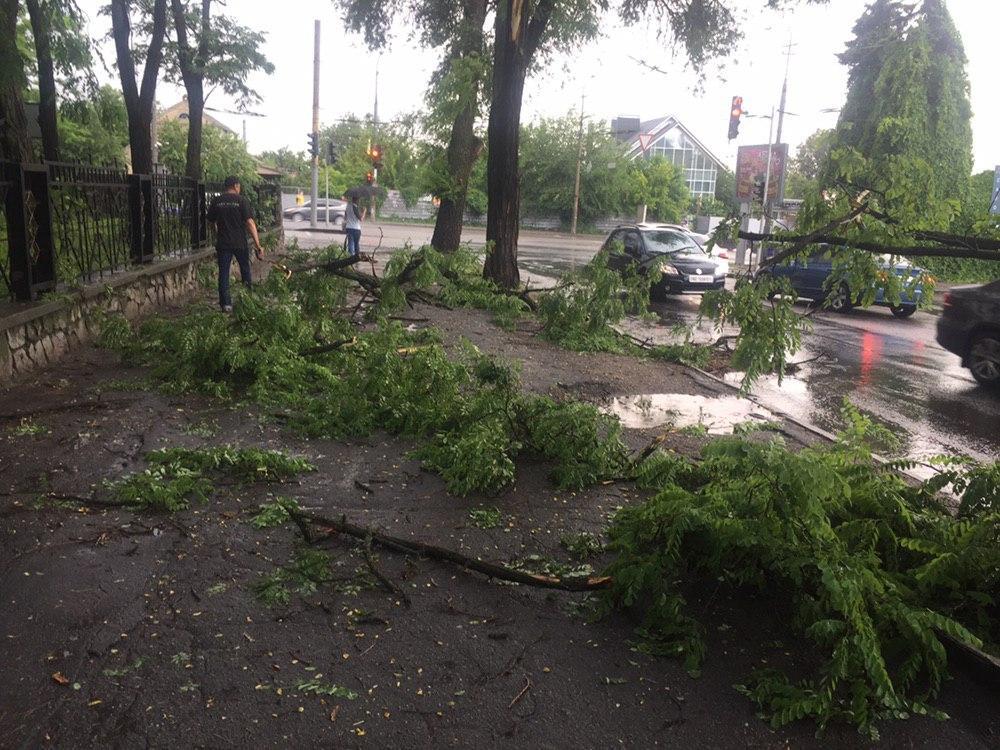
left=107, top=446, right=314, bottom=512
left=599, top=403, right=999, bottom=738
left=699, top=274, right=806, bottom=391
left=538, top=250, right=654, bottom=352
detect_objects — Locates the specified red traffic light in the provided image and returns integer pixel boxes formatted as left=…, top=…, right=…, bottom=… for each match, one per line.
left=728, top=96, right=743, bottom=141
left=365, top=171, right=374, bottom=184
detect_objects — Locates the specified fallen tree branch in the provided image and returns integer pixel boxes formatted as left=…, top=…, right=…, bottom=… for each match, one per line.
left=362, top=534, right=411, bottom=607
left=300, top=338, right=358, bottom=356
left=290, top=509, right=611, bottom=592
left=743, top=219, right=1000, bottom=266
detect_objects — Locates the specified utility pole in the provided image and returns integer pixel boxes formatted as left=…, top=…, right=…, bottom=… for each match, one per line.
left=372, top=56, right=380, bottom=186
left=570, top=93, right=585, bottom=235
left=764, top=39, right=794, bottom=238
left=757, top=107, right=776, bottom=272
left=310, top=20, right=320, bottom=229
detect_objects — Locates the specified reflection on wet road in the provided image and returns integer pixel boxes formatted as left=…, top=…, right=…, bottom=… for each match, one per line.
left=654, top=295, right=1000, bottom=465
left=516, top=246, right=1000, bottom=463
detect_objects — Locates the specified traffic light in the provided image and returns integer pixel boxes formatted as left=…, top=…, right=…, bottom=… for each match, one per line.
left=307, top=132, right=319, bottom=157
left=326, top=140, right=338, bottom=166
left=369, top=143, right=383, bottom=169
left=365, top=170, right=374, bottom=185
left=728, top=96, right=743, bottom=141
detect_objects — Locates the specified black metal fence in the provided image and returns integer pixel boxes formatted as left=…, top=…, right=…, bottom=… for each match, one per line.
left=1, top=161, right=282, bottom=302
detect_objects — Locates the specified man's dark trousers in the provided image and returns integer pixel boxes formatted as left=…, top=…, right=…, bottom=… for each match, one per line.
left=217, top=247, right=252, bottom=308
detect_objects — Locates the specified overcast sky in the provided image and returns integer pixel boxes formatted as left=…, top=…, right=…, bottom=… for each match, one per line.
left=76, top=0, right=998, bottom=171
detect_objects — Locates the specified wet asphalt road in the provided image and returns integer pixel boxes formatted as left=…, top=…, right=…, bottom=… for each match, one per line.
left=288, top=222, right=1000, bottom=464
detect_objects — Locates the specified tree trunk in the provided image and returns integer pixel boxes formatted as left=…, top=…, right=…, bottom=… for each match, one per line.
left=431, top=105, right=483, bottom=252
left=482, top=0, right=554, bottom=289
left=0, top=0, right=31, bottom=162
left=430, top=0, right=488, bottom=253
left=111, top=0, right=168, bottom=175
left=184, top=85, right=204, bottom=178
left=25, top=0, right=59, bottom=161
left=171, top=0, right=210, bottom=180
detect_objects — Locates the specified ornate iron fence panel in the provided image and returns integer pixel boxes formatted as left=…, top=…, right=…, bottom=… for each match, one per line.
left=152, top=173, right=197, bottom=259
left=47, top=162, right=131, bottom=285
left=0, top=169, right=12, bottom=300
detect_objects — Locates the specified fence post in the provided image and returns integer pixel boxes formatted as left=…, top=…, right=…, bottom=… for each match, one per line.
left=4, top=163, right=56, bottom=301
left=128, top=174, right=154, bottom=264
left=197, top=181, right=207, bottom=247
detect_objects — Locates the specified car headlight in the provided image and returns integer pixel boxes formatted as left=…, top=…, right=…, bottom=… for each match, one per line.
left=661, top=264, right=680, bottom=276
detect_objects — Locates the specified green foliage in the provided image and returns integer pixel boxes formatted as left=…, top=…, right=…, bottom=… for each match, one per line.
left=468, top=506, right=503, bottom=529
left=145, top=446, right=314, bottom=483
left=251, top=497, right=300, bottom=529
left=108, top=446, right=313, bottom=513
left=109, top=462, right=212, bottom=512
left=821, top=0, right=972, bottom=233
left=254, top=547, right=336, bottom=606
left=521, top=397, right=629, bottom=490
left=161, top=2, right=275, bottom=110
left=600, top=403, right=999, bottom=736
left=295, top=678, right=358, bottom=700
left=518, top=115, right=641, bottom=225
left=374, top=244, right=529, bottom=330
left=59, top=85, right=129, bottom=166
left=157, top=119, right=259, bottom=186
left=636, top=156, right=690, bottom=223
left=700, top=274, right=806, bottom=391
left=415, top=419, right=519, bottom=496
left=648, top=342, right=712, bottom=369
left=8, top=418, right=48, bottom=437
left=538, top=250, right=652, bottom=352
left=560, top=531, right=604, bottom=559
left=103, top=263, right=625, bottom=497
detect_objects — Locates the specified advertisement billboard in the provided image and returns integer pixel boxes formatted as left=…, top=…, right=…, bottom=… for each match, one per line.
left=735, top=144, right=789, bottom=202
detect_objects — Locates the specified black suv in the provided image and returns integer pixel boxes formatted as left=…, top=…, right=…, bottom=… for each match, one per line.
left=936, top=280, right=1000, bottom=387
left=602, top=224, right=728, bottom=298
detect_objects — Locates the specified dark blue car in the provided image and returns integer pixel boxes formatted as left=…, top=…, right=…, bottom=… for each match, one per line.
left=760, top=248, right=929, bottom=318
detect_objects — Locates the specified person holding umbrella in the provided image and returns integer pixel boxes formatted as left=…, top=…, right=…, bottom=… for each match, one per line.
left=343, top=192, right=367, bottom=257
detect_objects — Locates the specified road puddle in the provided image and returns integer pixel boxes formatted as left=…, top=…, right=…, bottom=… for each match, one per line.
left=604, top=393, right=778, bottom=433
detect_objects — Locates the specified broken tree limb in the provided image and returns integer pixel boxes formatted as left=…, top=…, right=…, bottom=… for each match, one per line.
left=300, top=338, right=358, bottom=356
left=362, top=533, right=412, bottom=607
left=290, top=509, right=611, bottom=592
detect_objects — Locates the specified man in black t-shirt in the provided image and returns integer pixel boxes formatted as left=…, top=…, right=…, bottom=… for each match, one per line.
left=206, top=176, right=264, bottom=312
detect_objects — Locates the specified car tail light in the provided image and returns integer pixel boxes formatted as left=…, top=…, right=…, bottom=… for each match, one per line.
left=942, top=292, right=952, bottom=309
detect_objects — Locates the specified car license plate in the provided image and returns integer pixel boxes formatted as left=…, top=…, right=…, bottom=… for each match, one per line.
left=687, top=274, right=713, bottom=283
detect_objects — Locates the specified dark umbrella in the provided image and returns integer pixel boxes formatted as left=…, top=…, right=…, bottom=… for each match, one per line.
left=344, top=184, right=379, bottom=200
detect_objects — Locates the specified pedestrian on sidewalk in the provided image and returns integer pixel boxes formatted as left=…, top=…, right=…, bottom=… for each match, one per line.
left=344, top=194, right=366, bottom=258
left=207, top=176, right=264, bottom=312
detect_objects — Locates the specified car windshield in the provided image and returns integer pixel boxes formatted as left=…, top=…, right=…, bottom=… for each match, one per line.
left=641, top=230, right=704, bottom=256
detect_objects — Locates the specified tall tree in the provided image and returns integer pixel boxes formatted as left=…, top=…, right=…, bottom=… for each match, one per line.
left=482, top=0, right=774, bottom=288
left=339, top=0, right=491, bottom=253
left=826, top=0, right=972, bottom=230
left=24, top=0, right=59, bottom=159
left=427, top=0, right=488, bottom=252
left=110, top=0, right=168, bottom=174
left=481, top=0, right=556, bottom=288
left=0, top=0, right=31, bottom=161
left=165, top=0, right=273, bottom=180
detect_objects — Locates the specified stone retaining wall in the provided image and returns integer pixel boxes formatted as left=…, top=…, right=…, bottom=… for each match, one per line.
left=0, top=249, right=215, bottom=383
